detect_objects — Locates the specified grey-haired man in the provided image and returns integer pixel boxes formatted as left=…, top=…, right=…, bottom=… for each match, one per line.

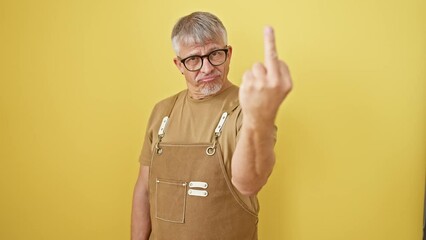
left=131, top=11, right=292, bottom=240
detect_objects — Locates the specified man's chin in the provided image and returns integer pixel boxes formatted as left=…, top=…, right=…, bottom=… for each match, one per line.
left=200, top=82, right=222, bottom=96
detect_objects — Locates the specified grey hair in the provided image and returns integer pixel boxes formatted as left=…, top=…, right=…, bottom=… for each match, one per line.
left=171, top=11, right=227, bottom=55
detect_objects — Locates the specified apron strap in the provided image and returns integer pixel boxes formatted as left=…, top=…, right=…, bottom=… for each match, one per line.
left=167, top=93, right=179, bottom=117
left=206, top=96, right=240, bottom=156
left=206, top=112, right=228, bottom=156
left=155, top=93, right=179, bottom=154
left=224, top=97, right=239, bottom=114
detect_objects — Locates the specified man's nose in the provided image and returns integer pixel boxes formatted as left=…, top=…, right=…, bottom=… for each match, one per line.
left=200, top=57, right=214, bottom=73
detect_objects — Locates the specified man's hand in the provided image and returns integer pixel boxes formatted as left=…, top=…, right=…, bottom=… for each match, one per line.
left=239, top=26, right=292, bottom=127
left=231, top=27, right=292, bottom=196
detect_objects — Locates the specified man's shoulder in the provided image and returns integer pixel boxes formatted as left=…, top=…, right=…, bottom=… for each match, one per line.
left=220, top=84, right=240, bottom=113
left=146, top=90, right=186, bottom=127
left=223, top=84, right=239, bottom=96
left=153, top=90, right=186, bottom=110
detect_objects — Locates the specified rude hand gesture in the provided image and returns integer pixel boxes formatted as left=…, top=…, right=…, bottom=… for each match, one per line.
left=239, top=27, right=292, bottom=127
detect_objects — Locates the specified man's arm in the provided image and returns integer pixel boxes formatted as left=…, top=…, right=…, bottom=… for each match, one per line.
left=131, top=165, right=151, bottom=240
left=231, top=26, right=292, bottom=196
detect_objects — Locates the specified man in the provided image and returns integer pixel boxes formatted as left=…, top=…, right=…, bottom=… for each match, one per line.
left=131, top=11, right=292, bottom=240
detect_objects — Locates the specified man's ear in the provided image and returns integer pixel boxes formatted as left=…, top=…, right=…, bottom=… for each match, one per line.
left=227, top=45, right=233, bottom=61
left=173, top=58, right=185, bottom=74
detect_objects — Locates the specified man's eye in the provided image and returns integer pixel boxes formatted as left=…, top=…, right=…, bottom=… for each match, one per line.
left=186, top=57, right=199, bottom=62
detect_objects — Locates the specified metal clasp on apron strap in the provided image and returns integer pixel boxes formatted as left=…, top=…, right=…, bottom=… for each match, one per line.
left=206, top=112, right=228, bottom=156
left=155, top=116, right=169, bottom=155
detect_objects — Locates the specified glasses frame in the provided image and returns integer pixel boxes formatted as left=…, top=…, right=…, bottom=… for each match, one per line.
left=179, top=47, right=229, bottom=72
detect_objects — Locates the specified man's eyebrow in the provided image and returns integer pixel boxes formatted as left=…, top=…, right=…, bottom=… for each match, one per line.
left=185, top=46, right=221, bottom=57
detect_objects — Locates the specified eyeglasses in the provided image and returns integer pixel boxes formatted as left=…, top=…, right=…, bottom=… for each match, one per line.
left=179, top=48, right=229, bottom=72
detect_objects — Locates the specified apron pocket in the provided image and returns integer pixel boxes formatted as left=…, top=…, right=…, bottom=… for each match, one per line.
left=155, top=178, right=187, bottom=223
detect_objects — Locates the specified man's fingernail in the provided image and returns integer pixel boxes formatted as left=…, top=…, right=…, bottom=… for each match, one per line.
left=264, top=26, right=273, bottom=35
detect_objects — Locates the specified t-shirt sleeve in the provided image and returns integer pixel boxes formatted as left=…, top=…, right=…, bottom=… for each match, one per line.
left=139, top=130, right=153, bottom=166
left=138, top=105, right=159, bottom=166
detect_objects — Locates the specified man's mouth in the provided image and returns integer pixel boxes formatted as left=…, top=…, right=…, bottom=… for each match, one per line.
left=197, top=75, right=219, bottom=83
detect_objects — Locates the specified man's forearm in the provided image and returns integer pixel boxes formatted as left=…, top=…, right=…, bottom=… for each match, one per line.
left=231, top=122, right=276, bottom=196
left=131, top=167, right=151, bottom=240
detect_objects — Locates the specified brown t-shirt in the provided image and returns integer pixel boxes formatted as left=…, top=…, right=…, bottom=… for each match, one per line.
left=139, top=84, right=259, bottom=212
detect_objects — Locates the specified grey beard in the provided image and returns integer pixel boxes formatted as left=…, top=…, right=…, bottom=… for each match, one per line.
left=200, top=82, right=222, bottom=96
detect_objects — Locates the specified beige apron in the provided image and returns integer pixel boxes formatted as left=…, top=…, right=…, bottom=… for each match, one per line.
left=148, top=95, right=258, bottom=240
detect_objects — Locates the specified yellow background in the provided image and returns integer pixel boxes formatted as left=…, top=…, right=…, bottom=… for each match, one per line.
left=0, top=0, right=425, bottom=239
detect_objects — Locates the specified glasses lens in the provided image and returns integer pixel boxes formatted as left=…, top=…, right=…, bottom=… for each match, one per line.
left=208, top=50, right=227, bottom=66
left=184, top=56, right=202, bottom=71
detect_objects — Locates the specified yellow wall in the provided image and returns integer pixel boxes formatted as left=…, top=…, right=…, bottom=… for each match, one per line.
left=0, top=0, right=424, bottom=239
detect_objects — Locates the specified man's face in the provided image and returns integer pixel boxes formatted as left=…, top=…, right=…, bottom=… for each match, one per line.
left=174, top=39, right=232, bottom=99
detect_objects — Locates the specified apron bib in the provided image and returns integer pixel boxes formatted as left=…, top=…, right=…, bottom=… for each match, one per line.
left=148, top=96, right=258, bottom=240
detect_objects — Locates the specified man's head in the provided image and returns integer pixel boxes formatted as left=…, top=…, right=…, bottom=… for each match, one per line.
left=172, top=12, right=233, bottom=99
